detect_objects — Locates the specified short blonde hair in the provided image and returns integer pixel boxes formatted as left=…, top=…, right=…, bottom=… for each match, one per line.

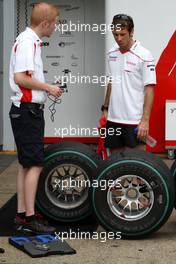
left=30, top=2, right=59, bottom=26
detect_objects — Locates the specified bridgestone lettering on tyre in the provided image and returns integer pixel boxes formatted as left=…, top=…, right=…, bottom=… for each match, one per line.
left=36, top=141, right=101, bottom=222
left=92, top=150, right=174, bottom=238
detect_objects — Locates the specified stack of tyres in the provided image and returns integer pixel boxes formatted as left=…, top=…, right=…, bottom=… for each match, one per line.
left=92, top=150, right=174, bottom=238
left=36, top=141, right=101, bottom=222
left=36, top=142, right=174, bottom=238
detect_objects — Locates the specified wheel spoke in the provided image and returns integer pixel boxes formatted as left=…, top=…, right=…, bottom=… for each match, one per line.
left=46, top=163, right=89, bottom=209
left=63, top=166, right=70, bottom=175
left=107, top=174, right=154, bottom=221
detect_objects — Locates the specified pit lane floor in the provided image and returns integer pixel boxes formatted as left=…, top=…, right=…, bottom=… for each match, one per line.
left=0, top=155, right=176, bottom=264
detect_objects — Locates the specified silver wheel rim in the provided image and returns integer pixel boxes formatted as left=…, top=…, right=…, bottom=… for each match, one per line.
left=107, top=175, right=154, bottom=221
left=45, top=163, right=89, bottom=209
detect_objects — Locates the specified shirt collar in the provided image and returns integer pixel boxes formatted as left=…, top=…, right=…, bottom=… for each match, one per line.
left=110, top=40, right=140, bottom=53
left=130, top=40, right=140, bottom=51
left=26, top=27, right=42, bottom=43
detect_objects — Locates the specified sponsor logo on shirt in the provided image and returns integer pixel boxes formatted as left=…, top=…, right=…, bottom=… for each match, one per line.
left=126, top=61, right=136, bottom=66
left=109, top=56, right=118, bottom=61
left=147, top=64, right=155, bottom=71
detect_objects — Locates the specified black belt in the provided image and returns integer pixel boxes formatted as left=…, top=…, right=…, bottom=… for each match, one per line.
left=20, top=102, right=44, bottom=110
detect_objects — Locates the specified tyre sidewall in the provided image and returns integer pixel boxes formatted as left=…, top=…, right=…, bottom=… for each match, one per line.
left=93, top=160, right=171, bottom=237
left=36, top=150, right=97, bottom=222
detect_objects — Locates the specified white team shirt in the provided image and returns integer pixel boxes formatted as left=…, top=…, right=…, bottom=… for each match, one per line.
left=107, top=41, right=156, bottom=124
left=9, top=27, right=47, bottom=107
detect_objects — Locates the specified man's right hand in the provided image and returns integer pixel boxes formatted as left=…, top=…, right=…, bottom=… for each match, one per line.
left=47, top=85, right=63, bottom=97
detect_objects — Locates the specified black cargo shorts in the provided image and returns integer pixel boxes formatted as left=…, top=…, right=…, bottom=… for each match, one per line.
left=9, top=103, right=45, bottom=168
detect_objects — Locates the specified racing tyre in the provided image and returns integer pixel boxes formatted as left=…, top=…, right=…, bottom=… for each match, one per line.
left=170, top=159, right=176, bottom=208
left=92, top=150, right=174, bottom=238
left=36, top=141, right=101, bottom=222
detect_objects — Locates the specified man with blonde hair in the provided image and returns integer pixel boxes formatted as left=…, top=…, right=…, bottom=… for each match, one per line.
left=9, top=2, right=62, bottom=234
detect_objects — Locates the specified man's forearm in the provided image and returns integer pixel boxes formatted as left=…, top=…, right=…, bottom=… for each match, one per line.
left=103, top=82, right=112, bottom=107
left=14, top=72, right=50, bottom=92
left=141, top=85, right=155, bottom=122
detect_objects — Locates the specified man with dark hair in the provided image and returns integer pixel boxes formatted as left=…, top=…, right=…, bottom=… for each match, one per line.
left=102, top=14, right=156, bottom=152
left=112, top=14, right=134, bottom=33
left=9, top=3, right=62, bottom=233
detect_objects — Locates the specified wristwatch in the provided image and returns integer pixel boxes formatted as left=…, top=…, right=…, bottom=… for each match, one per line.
left=101, top=105, right=108, bottom=111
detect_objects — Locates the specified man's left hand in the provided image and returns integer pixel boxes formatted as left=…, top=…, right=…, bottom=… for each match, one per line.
left=137, top=120, right=149, bottom=141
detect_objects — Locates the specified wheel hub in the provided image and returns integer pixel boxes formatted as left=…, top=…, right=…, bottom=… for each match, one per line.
left=107, top=175, right=154, bottom=221
left=45, top=164, right=89, bottom=209
left=61, top=177, right=74, bottom=192
left=126, top=188, right=138, bottom=200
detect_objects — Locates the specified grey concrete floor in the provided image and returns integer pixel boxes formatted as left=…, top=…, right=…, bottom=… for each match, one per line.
left=0, top=157, right=176, bottom=264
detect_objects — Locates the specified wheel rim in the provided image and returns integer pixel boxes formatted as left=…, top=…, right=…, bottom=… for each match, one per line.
left=107, top=175, right=154, bottom=221
left=45, top=163, right=89, bottom=209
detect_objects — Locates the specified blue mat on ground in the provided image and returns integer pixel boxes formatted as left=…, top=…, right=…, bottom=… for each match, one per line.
left=9, top=234, right=76, bottom=257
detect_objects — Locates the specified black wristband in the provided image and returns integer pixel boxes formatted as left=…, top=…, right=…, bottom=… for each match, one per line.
left=101, top=105, right=108, bottom=111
